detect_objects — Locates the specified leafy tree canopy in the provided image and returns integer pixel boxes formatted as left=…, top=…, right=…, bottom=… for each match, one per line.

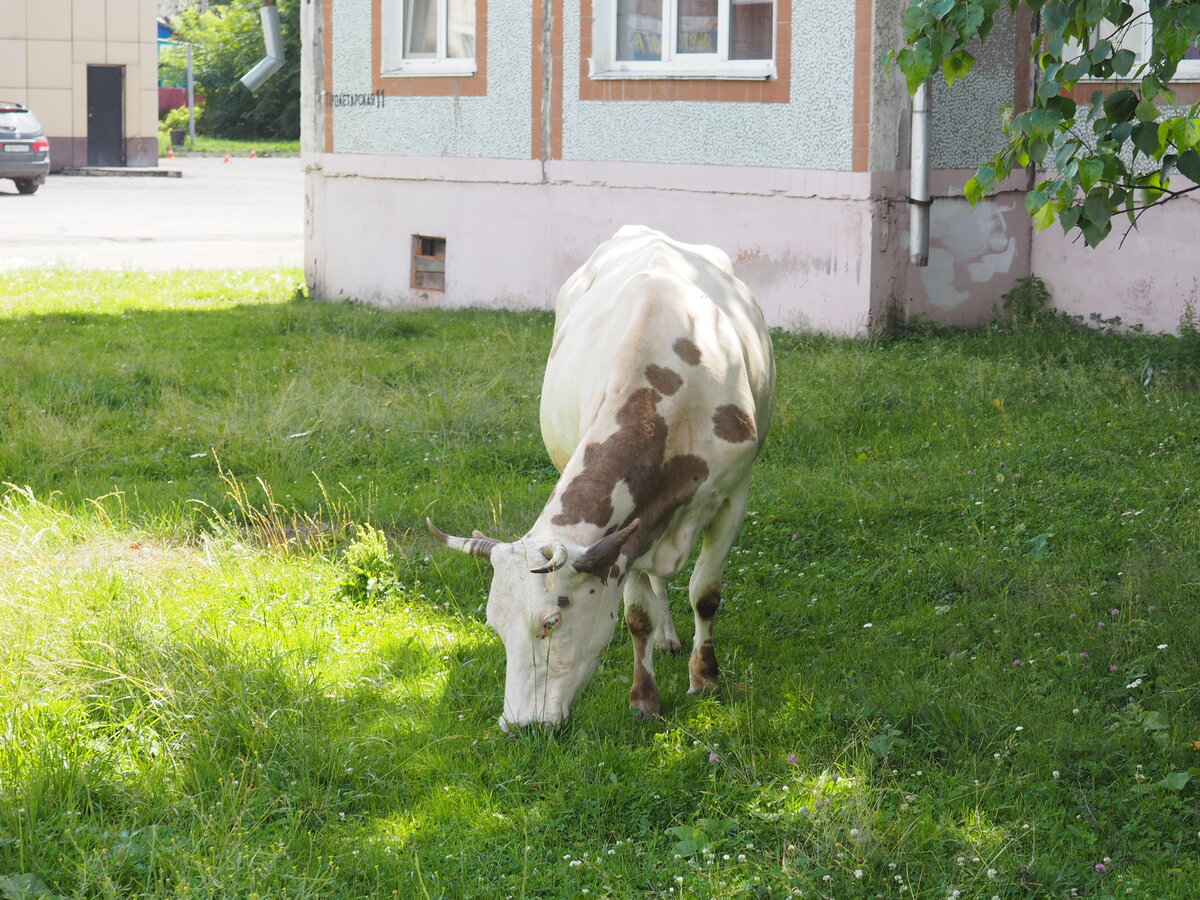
left=160, top=0, right=300, bottom=141
left=888, top=0, right=1200, bottom=246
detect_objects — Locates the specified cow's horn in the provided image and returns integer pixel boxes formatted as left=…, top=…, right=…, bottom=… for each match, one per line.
left=574, top=518, right=640, bottom=582
left=530, top=543, right=569, bottom=574
left=427, top=518, right=498, bottom=558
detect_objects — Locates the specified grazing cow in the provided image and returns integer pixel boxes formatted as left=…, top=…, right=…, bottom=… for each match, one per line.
left=429, top=225, right=775, bottom=730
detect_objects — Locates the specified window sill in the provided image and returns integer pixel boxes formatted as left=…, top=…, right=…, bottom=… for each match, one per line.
left=588, top=59, right=776, bottom=81
left=381, top=63, right=478, bottom=78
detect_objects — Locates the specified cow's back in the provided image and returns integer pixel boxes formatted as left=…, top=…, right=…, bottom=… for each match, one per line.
left=541, top=226, right=773, bottom=474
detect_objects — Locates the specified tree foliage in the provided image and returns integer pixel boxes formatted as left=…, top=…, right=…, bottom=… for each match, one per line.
left=889, top=0, right=1200, bottom=246
left=160, top=0, right=300, bottom=141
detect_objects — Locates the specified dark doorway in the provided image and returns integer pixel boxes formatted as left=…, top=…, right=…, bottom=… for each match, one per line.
left=87, top=65, right=125, bottom=167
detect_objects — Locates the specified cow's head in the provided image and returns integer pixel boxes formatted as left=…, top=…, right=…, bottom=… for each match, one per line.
left=428, top=518, right=640, bottom=731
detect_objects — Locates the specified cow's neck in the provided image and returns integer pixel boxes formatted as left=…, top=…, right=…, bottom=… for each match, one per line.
left=532, top=382, right=709, bottom=565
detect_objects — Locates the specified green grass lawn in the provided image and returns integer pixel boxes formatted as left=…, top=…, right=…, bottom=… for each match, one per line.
left=1, top=268, right=1198, bottom=899
left=157, top=131, right=300, bottom=157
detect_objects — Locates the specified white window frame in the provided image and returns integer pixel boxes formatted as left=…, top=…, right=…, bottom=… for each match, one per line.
left=381, top=0, right=476, bottom=78
left=1074, top=0, right=1200, bottom=81
left=590, top=0, right=776, bottom=81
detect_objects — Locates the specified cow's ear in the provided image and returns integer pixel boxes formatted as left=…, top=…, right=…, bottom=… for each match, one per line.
left=573, top=519, right=640, bottom=583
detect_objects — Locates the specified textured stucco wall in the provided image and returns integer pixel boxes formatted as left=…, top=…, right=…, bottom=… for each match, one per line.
left=329, top=0, right=532, bottom=158
left=560, top=0, right=857, bottom=169
left=929, top=8, right=1017, bottom=169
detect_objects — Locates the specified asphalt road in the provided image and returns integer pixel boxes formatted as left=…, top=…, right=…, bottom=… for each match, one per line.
left=0, top=156, right=303, bottom=271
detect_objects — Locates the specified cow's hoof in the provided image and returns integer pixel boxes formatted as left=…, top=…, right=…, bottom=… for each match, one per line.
left=656, top=636, right=683, bottom=655
left=630, top=699, right=660, bottom=720
left=687, top=678, right=720, bottom=696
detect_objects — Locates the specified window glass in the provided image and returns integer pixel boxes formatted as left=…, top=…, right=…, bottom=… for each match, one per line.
left=729, top=0, right=772, bottom=60
left=677, top=0, right=717, bottom=54
left=617, top=0, right=664, bottom=61
left=404, top=0, right=437, bottom=57
left=447, top=0, right=475, bottom=58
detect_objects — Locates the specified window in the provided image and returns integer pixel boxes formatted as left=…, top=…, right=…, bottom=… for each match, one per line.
left=412, top=236, right=447, bottom=292
left=592, top=0, right=776, bottom=79
left=1073, top=1, right=1200, bottom=80
left=381, top=0, right=476, bottom=76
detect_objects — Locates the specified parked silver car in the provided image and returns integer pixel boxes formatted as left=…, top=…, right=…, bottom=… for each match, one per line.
left=0, top=102, right=50, bottom=195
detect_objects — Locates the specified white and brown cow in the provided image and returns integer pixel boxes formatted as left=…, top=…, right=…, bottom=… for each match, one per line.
left=429, top=225, right=775, bottom=730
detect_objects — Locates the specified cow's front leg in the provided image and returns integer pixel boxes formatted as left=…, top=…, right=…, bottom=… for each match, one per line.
left=624, top=572, right=661, bottom=719
left=649, top=574, right=682, bottom=654
left=688, top=483, right=751, bottom=694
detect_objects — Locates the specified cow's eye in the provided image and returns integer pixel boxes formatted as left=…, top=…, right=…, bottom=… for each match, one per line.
left=542, top=612, right=561, bottom=635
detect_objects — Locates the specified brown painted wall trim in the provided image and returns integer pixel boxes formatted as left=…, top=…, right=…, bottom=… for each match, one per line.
left=532, top=2, right=545, bottom=159
left=1013, top=5, right=1032, bottom=112
left=578, top=0, right=791, bottom=103
left=850, top=0, right=871, bottom=172
left=1067, top=80, right=1200, bottom=105
left=370, top=0, right=488, bottom=97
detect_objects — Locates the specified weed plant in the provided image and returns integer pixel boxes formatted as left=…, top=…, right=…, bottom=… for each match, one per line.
left=1, top=269, right=1199, bottom=898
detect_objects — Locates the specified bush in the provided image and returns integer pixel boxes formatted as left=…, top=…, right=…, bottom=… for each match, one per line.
left=160, top=105, right=200, bottom=133
left=160, top=0, right=299, bottom=140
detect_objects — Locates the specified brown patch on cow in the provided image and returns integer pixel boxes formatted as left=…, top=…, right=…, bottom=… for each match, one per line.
left=557, top=595, right=570, bottom=608
left=644, top=364, right=682, bottom=396
left=690, top=641, right=719, bottom=685
left=673, top=337, right=702, bottom=366
left=695, top=588, right=720, bottom=620
left=627, top=606, right=660, bottom=716
left=552, top=388, right=709, bottom=563
left=712, top=405, right=756, bottom=443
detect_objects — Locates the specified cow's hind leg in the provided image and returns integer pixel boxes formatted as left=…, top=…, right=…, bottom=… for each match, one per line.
left=649, top=575, right=682, bottom=654
left=687, top=482, right=751, bottom=694
left=624, top=571, right=662, bottom=719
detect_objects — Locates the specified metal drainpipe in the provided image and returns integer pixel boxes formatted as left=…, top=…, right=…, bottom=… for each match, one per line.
left=910, top=80, right=931, bottom=266
left=240, top=0, right=285, bottom=92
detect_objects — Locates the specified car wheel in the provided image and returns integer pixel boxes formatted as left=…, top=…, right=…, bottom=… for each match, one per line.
left=14, top=178, right=39, bottom=195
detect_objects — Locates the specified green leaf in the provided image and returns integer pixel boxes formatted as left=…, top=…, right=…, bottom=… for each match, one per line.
left=1135, top=99, right=1160, bottom=123
left=930, top=0, right=956, bottom=17
left=1132, top=121, right=1162, bottom=156
left=1059, top=204, right=1083, bottom=233
left=1141, top=710, right=1169, bottom=732
left=1089, top=38, right=1113, bottom=64
left=1079, top=157, right=1104, bottom=192
left=667, top=825, right=712, bottom=856
left=1112, top=48, right=1136, bottom=76
left=964, top=176, right=985, bottom=205
left=1028, top=106, right=1064, bottom=139
left=1142, top=72, right=1161, bottom=101
left=1103, top=89, right=1138, bottom=123
left=898, top=43, right=936, bottom=94
left=1082, top=188, right=1111, bottom=227
left=1081, top=220, right=1111, bottom=246
left=943, top=50, right=978, bottom=86
left=1158, top=771, right=1192, bottom=792
left=1173, top=118, right=1200, bottom=152
left=1177, top=149, right=1200, bottom=182
left=0, top=874, right=63, bottom=900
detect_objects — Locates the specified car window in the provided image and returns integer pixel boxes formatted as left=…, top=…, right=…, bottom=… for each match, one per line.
left=0, top=110, right=42, bottom=134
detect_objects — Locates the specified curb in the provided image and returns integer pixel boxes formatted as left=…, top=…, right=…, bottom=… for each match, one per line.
left=61, top=167, right=183, bottom=178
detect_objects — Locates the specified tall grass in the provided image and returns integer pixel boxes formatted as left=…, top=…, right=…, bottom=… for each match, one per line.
left=1, top=268, right=1198, bottom=898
